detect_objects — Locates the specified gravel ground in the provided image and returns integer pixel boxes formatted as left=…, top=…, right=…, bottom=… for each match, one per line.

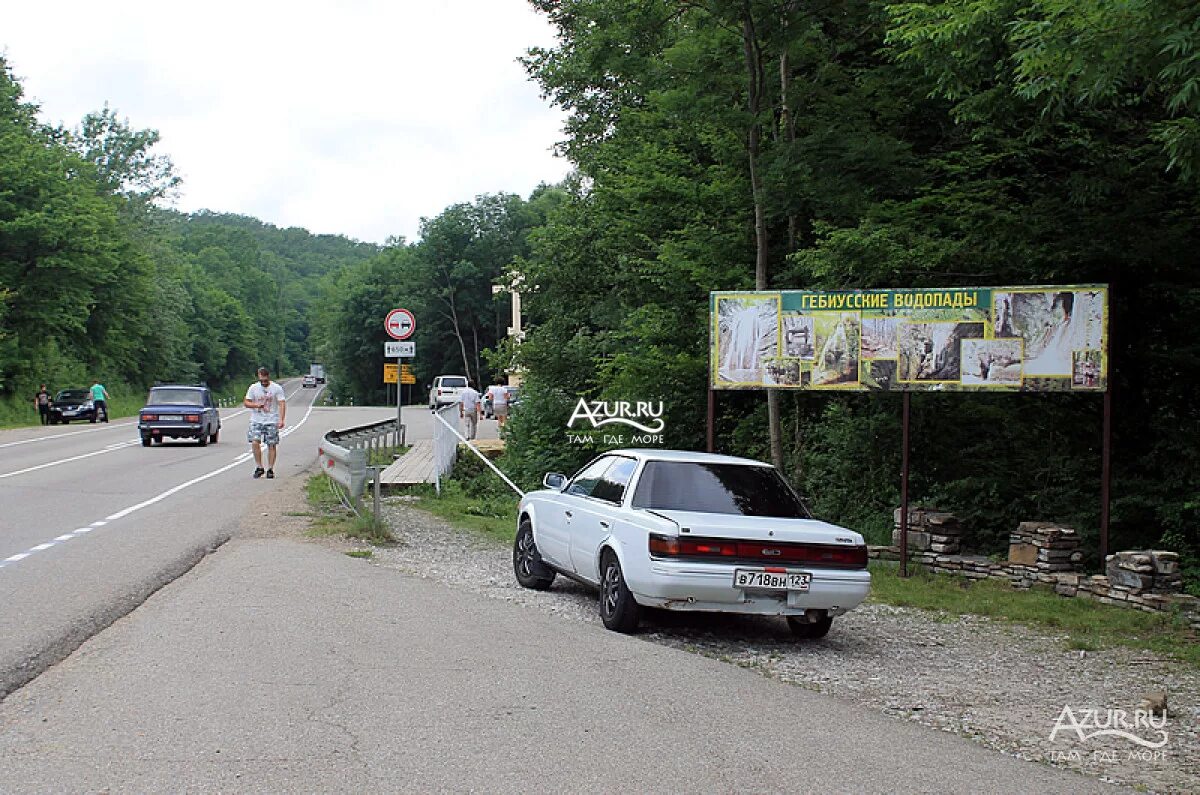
left=362, top=498, right=1200, bottom=794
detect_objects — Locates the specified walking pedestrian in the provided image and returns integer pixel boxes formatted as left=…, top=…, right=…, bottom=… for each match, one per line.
left=90, top=380, right=110, bottom=423
left=34, top=384, right=51, bottom=425
left=244, top=367, right=287, bottom=479
left=488, top=383, right=510, bottom=430
left=459, top=381, right=481, bottom=441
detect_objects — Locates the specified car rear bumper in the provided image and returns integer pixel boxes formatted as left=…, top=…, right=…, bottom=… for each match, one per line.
left=631, top=561, right=870, bottom=616
left=140, top=423, right=207, bottom=438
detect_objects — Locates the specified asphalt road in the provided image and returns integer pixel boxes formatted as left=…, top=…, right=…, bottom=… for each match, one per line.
left=0, top=538, right=1108, bottom=793
left=0, top=381, right=395, bottom=698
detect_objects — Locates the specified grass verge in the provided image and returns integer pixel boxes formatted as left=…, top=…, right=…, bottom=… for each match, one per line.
left=406, top=453, right=521, bottom=543
left=870, top=562, right=1199, bottom=666
left=303, top=474, right=394, bottom=545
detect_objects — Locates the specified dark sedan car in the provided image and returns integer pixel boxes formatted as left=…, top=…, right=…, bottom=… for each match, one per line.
left=139, top=385, right=221, bottom=447
left=48, top=389, right=105, bottom=424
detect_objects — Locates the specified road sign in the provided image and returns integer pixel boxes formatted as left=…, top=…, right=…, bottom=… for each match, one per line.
left=400, top=374, right=416, bottom=385
left=400, top=364, right=412, bottom=375
left=384, top=308, right=416, bottom=340
left=383, top=363, right=399, bottom=384
left=384, top=341, right=415, bottom=357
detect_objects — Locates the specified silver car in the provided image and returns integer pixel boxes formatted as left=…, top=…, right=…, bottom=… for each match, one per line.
left=514, top=449, right=870, bottom=637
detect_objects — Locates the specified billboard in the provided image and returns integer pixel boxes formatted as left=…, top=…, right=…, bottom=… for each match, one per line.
left=710, top=286, right=1108, bottom=392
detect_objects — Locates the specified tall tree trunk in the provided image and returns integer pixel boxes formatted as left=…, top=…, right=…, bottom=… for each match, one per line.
left=472, top=324, right=482, bottom=388
left=779, top=3, right=798, bottom=254
left=742, top=5, right=784, bottom=468
left=435, top=266, right=473, bottom=383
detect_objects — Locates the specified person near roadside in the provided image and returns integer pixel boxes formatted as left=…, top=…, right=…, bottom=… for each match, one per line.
left=34, top=384, right=51, bottom=425
left=90, top=380, right=110, bottom=423
left=244, top=367, right=287, bottom=479
left=488, top=383, right=510, bottom=430
left=459, top=381, right=482, bottom=441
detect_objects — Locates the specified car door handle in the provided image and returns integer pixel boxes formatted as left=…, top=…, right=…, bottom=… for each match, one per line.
left=599, top=521, right=610, bottom=529
left=565, top=511, right=573, bottom=519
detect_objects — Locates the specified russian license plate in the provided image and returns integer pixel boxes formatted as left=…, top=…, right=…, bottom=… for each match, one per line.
left=734, top=569, right=811, bottom=592
left=159, top=415, right=183, bottom=421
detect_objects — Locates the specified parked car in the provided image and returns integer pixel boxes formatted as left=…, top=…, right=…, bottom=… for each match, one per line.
left=428, top=375, right=469, bottom=410
left=513, top=449, right=870, bottom=637
left=138, top=384, right=221, bottom=447
left=302, top=375, right=317, bottom=388
left=48, top=389, right=105, bottom=424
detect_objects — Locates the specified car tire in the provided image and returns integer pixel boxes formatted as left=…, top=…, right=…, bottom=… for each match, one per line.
left=787, top=614, right=833, bottom=639
left=141, top=436, right=151, bottom=447
left=513, top=517, right=555, bottom=590
left=600, top=550, right=641, bottom=633
left=61, top=419, right=69, bottom=425
left=210, top=428, right=219, bottom=444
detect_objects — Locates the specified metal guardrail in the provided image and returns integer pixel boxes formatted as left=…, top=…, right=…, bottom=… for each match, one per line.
left=318, top=418, right=405, bottom=501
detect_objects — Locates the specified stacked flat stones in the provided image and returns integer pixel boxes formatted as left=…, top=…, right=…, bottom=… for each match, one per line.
left=1105, top=550, right=1183, bottom=594
left=891, top=507, right=962, bottom=555
left=1007, top=522, right=1083, bottom=573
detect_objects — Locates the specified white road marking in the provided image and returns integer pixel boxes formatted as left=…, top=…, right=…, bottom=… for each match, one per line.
left=0, top=421, right=137, bottom=449
left=0, top=440, right=142, bottom=480
left=54, top=535, right=75, bottom=542
left=0, top=389, right=323, bottom=571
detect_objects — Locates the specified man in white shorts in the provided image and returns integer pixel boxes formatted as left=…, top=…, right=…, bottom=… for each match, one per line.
left=488, top=383, right=510, bottom=429
left=244, top=367, right=287, bottom=479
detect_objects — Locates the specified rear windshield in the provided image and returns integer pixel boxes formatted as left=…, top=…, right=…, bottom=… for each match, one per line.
left=439, top=377, right=467, bottom=388
left=147, top=388, right=204, bottom=406
left=630, top=461, right=810, bottom=518
left=56, top=390, right=89, bottom=402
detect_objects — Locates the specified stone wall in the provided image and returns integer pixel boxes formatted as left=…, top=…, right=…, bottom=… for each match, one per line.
left=873, top=509, right=1200, bottom=633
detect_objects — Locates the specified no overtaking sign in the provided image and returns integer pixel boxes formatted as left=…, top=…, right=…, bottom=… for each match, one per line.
left=385, top=308, right=415, bottom=340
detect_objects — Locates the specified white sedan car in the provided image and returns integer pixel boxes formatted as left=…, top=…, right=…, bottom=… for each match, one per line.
left=513, top=449, right=870, bottom=637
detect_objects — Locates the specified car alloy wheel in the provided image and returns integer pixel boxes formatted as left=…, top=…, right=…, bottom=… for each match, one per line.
left=600, top=551, right=641, bottom=633
left=513, top=519, right=554, bottom=590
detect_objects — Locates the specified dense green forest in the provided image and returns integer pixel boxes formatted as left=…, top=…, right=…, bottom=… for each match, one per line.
left=4, top=0, right=1198, bottom=591
left=494, top=0, right=1198, bottom=587
left=0, top=57, right=377, bottom=411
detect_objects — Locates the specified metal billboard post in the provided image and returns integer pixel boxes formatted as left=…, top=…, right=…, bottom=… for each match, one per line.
left=900, top=391, right=911, bottom=578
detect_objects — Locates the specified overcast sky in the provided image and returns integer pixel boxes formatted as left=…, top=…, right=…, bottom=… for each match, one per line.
left=2, top=0, right=570, bottom=244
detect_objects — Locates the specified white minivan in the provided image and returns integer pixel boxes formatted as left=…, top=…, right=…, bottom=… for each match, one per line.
left=428, top=375, right=469, bottom=410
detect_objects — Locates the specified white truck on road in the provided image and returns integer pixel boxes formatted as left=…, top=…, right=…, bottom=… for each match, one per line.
left=310, top=363, right=326, bottom=384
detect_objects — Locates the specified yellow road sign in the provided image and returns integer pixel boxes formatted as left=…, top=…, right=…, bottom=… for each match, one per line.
left=383, top=363, right=398, bottom=384
left=400, top=375, right=416, bottom=385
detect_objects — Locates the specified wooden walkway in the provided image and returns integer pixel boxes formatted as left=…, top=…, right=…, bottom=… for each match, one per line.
left=378, top=438, right=507, bottom=489
left=379, top=440, right=436, bottom=487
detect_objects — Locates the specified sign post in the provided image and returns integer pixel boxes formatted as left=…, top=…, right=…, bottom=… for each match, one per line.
left=384, top=312, right=416, bottom=442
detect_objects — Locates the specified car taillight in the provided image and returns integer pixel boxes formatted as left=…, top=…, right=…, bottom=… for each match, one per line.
left=142, top=414, right=157, bottom=421
left=648, top=534, right=868, bottom=568
left=649, top=534, right=738, bottom=558
left=185, top=414, right=200, bottom=422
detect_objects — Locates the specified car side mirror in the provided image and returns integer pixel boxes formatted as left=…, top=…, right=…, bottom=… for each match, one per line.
left=543, top=472, right=566, bottom=490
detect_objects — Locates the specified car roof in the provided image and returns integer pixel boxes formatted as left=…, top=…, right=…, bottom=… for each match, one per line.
left=603, top=449, right=773, bottom=467
left=151, top=384, right=208, bottom=390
